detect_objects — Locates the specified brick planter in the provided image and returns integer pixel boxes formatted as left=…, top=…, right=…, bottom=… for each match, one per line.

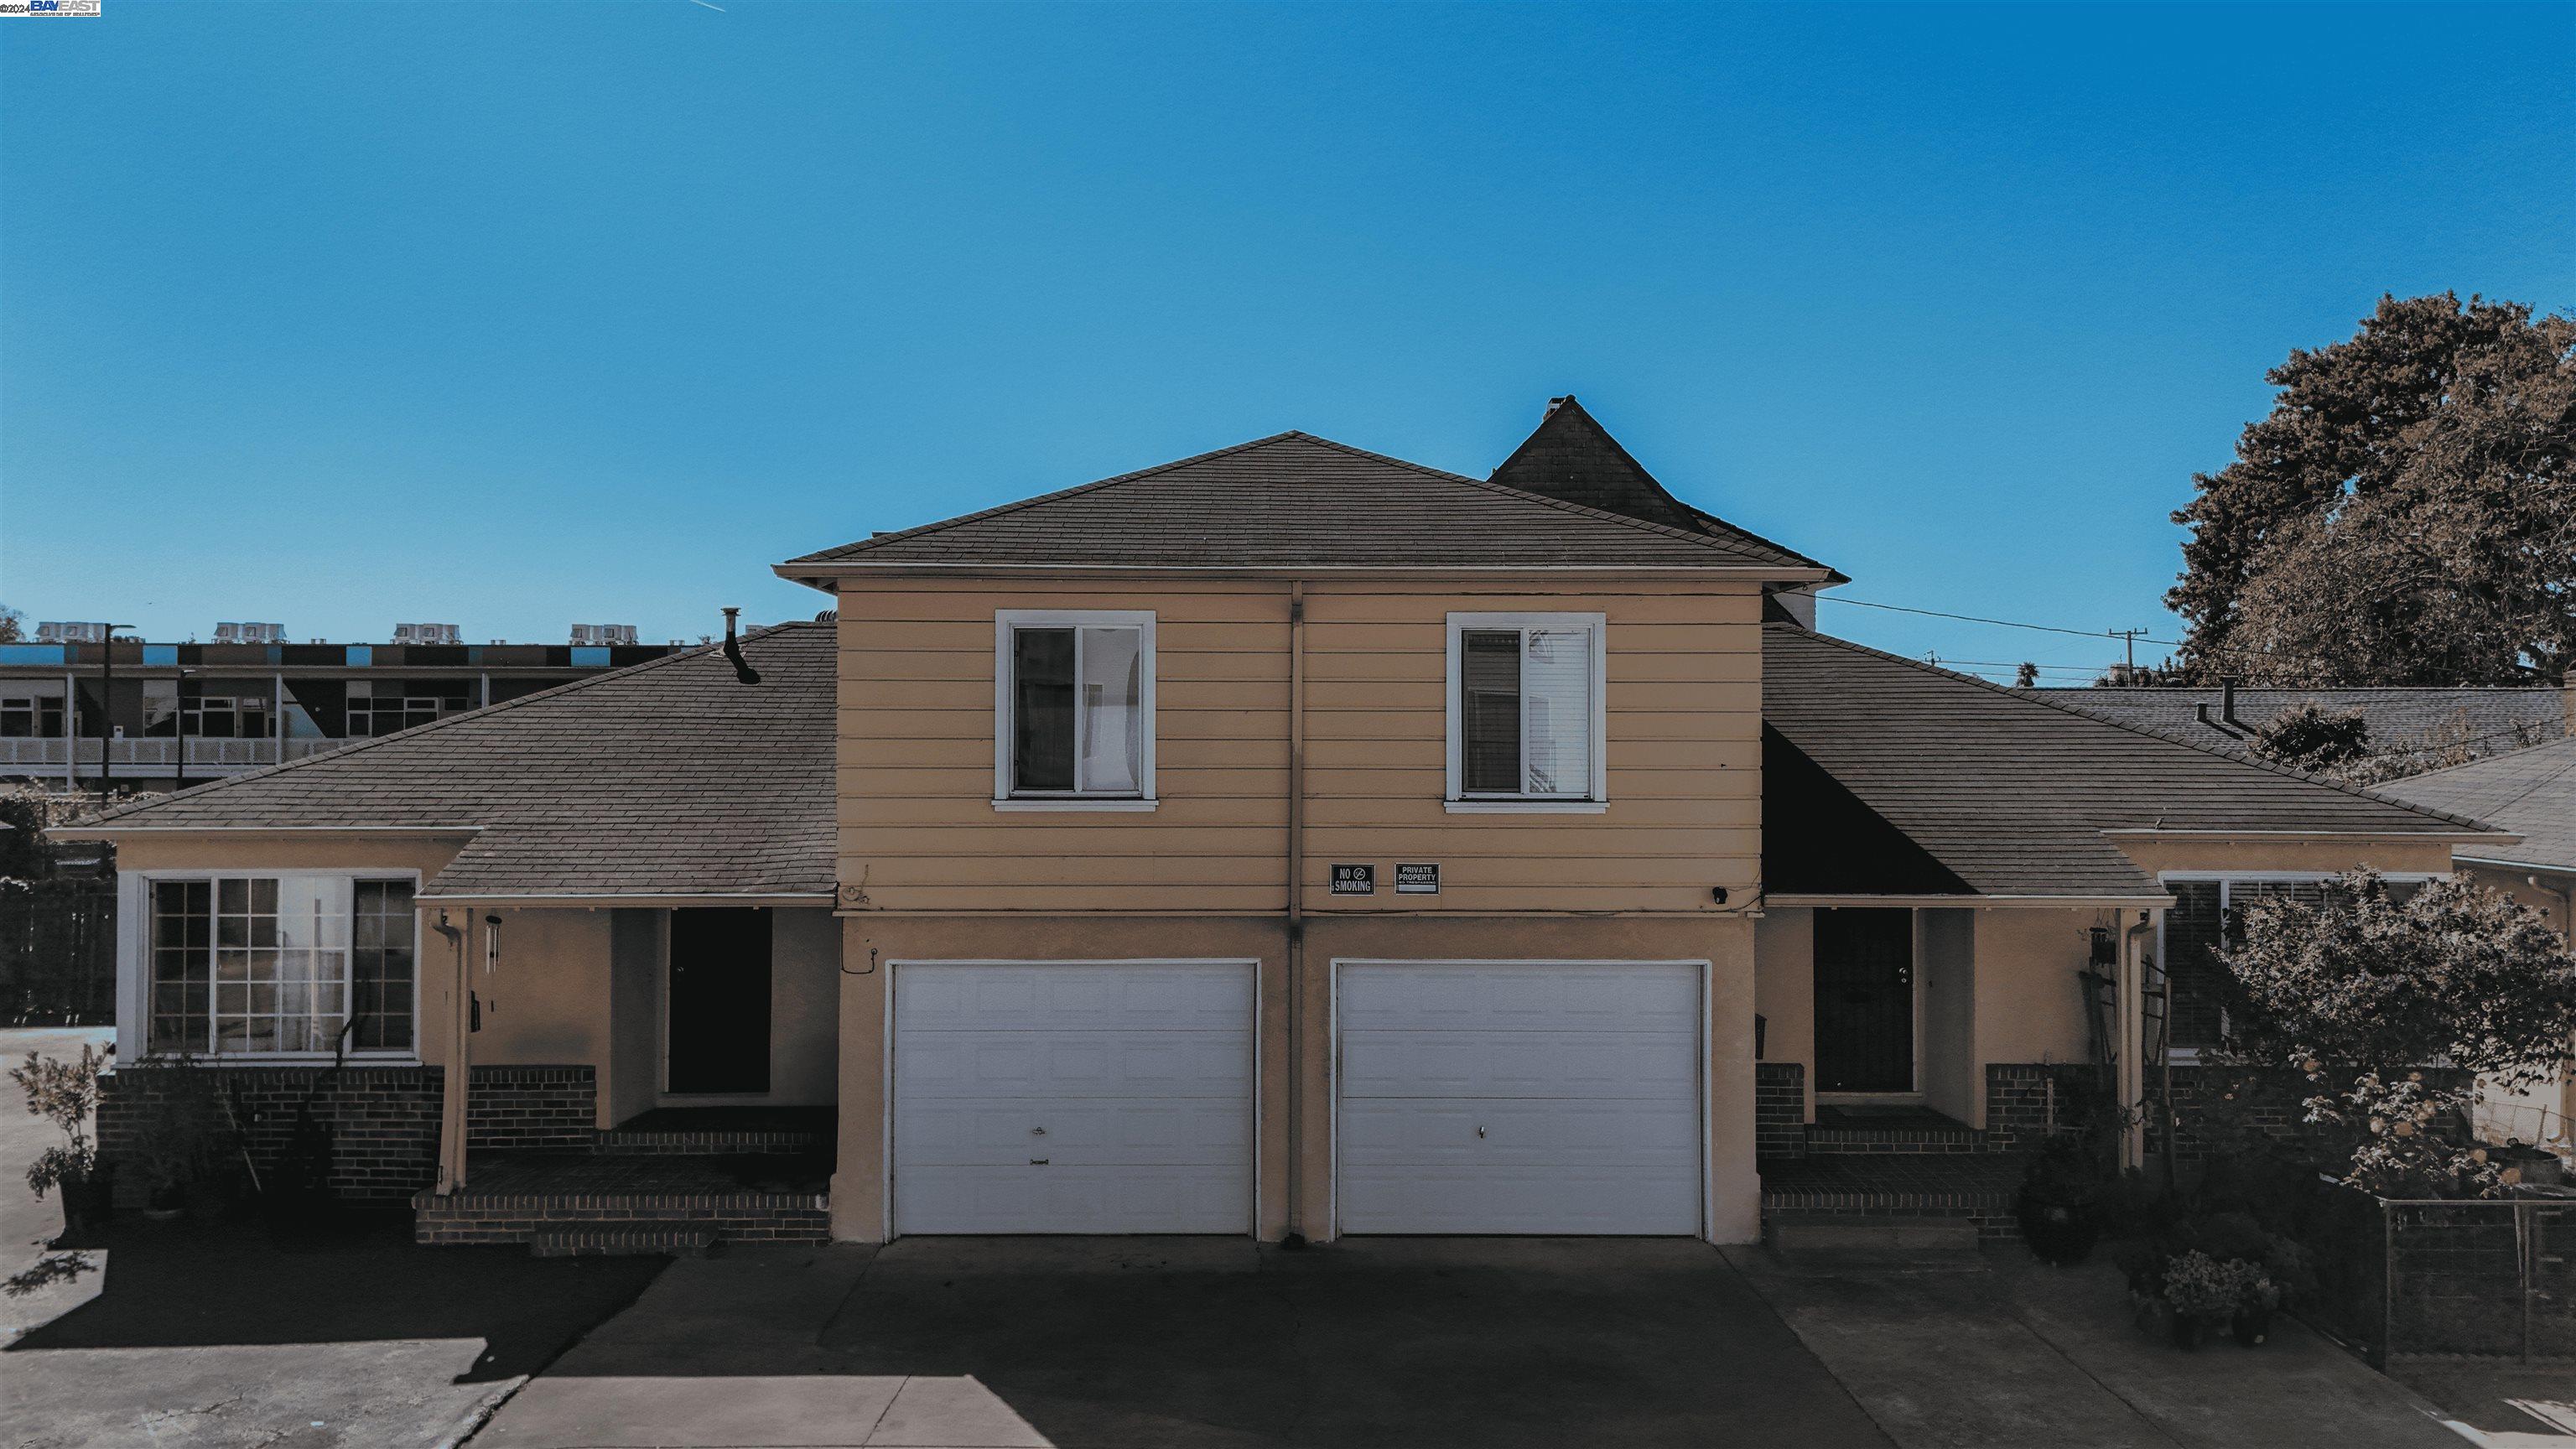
left=1756, top=1062, right=1806, bottom=1161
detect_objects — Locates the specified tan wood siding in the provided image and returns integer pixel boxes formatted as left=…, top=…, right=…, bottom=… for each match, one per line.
left=834, top=579, right=1762, bottom=914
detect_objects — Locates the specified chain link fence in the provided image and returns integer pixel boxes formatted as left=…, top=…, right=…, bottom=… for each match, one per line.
left=2385, top=1197, right=2575, bottom=1361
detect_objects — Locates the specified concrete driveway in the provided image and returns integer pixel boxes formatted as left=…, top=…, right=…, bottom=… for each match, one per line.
left=472, top=1237, right=1890, bottom=1449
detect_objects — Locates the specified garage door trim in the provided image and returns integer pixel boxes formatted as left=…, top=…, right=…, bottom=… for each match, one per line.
left=884, top=958, right=1262, bottom=1238
left=1328, top=957, right=1712, bottom=1241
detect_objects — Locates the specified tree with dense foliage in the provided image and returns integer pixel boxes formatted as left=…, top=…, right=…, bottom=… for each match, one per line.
left=2246, top=704, right=2372, bottom=775
left=0, top=605, right=20, bottom=643
left=2168, top=293, right=2576, bottom=686
left=2220, top=870, right=2576, bottom=1195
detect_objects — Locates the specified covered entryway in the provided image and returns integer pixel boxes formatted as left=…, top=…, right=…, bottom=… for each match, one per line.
left=889, top=960, right=1257, bottom=1234
left=1334, top=959, right=1706, bottom=1235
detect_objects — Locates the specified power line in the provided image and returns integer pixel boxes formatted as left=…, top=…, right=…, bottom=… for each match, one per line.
left=1817, top=595, right=2153, bottom=641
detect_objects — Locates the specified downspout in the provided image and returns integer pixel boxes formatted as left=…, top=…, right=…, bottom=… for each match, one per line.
left=432, top=910, right=470, bottom=1193
left=2122, top=909, right=2156, bottom=1174
left=1284, top=580, right=1307, bottom=1244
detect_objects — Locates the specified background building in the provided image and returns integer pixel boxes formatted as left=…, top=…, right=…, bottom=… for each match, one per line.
left=1, top=620, right=681, bottom=794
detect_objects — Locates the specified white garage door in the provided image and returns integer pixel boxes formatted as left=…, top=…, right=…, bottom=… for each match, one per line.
left=892, top=961, right=1255, bottom=1234
left=1337, top=961, right=1703, bottom=1235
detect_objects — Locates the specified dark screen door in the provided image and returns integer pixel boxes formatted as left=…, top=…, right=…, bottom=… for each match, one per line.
left=667, top=907, right=771, bottom=1094
left=1814, top=908, right=1913, bottom=1092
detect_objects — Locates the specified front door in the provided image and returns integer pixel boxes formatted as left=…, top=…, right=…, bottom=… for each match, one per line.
left=1814, top=908, right=1913, bottom=1093
left=667, top=907, right=771, bottom=1094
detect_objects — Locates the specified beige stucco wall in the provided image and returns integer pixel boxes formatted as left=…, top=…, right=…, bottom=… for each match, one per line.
left=2110, top=834, right=2462, bottom=880
left=834, top=912, right=1759, bottom=1246
left=1919, top=909, right=1977, bottom=1123
left=833, top=577, right=1763, bottom=917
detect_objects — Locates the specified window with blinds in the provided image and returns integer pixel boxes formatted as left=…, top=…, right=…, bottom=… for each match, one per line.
left=2158, top=876, right=2418, bottom=1051
left=1447, top=614, right=1605, bottom=802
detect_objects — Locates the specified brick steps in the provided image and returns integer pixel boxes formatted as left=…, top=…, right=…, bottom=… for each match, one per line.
left=532, top=1226, right=724, bottom=1258
left=1761, top=1152, right=2028, bottom=1243
left=592, top=1127, right=829, bottom=1156
left=1767, top=1213, right=1984, bottom=1258
left=1805, top=1125, right=1987, bottom=1155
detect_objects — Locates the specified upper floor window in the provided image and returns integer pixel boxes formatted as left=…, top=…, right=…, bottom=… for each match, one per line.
left=146, top=874, right=417, bottom=1058
left=1446, top=612, right=1607, bottom=810
left=994, top=610, right=1156, bottom=807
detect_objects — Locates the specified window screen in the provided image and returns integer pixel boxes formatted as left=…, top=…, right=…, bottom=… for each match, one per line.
left=1455, top=622, right=1597, bottom=798
left=1007, top=624, right=1146, bottom=797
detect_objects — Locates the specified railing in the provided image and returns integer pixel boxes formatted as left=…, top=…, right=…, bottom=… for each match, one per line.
left=0, top=737, right=341, bottom=774
left=2384, top=1197, right=2575, bottom=1360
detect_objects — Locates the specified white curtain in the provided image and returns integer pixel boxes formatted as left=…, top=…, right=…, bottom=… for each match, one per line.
left=1520, top=627, right=1592, bottom=795
left=1078, top=626, right=1143, bottom=794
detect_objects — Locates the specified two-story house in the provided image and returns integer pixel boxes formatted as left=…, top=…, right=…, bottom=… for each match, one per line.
left=61, top=399, right=2515, bottom=1252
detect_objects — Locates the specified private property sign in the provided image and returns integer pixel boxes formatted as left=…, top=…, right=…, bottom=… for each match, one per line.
left=1394, top=863, right=1441, bottom=894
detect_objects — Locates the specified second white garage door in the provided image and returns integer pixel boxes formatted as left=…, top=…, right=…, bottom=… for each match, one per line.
left=892, top=961, right=1256, bottom=1235
left=1336, top=961, right=1704, bottom=1236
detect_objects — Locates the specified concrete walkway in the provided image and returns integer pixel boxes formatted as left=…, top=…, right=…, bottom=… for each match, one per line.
left=1727, top=1245, right=2471, bottom=1449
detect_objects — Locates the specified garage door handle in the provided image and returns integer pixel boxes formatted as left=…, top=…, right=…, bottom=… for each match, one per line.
left=1477, top=1126, right=1487, bottom=1139
left=1030, top=1158, right=1049, bottom=1166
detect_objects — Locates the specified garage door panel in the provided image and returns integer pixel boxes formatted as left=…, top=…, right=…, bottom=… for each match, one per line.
left=1338, top=1165, right=1701, bottom=1235
left=896, top=1165, right=1250, bottom=1234
left=897, top=963, right=1254, bottom=1032
left=1338, top=1098, right=1700, bottom=1168
left=1339, top=1031, right=1698, bottom=1098
left=896, top=1031, right=1252, bottom=1099
left=896, top=1098, right=1252, bottom=1166
left=893, top=962, right=1255, bottom=1235
left=1335, top=961, right=1704, bottom=1237
left=1337, top=964, right=1699, bottom=1030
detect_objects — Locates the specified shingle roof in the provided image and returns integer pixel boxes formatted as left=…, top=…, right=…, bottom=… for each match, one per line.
left=1763, top=626, right=2501, bottom=899
left=780, top=432, right=1831, bottom=575
left=2374, top=735, right=2576, bottom=873
left=2038, top=686, right=2568, bottom=767
left=68, top=624, right=835, bottom=900
left=1484, top=397, right=1845, bottom=581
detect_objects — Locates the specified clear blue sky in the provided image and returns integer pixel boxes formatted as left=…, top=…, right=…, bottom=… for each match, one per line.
left=4, top=3, right=2568, bottom=680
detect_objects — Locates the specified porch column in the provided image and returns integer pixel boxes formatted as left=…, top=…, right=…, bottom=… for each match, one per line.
left=434, top=907, right=475, bottom=1194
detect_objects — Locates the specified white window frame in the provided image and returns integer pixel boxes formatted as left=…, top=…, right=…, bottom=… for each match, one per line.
left=992, top=609, right=1157, bottom=812
left=2153, top=869, right=2444, bottom=1062
left=1443, top=611, right=1608, bottom=813
left=117, top=868, right=424, bottom=1066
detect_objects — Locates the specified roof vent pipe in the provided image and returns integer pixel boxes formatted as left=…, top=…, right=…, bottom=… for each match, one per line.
left=2220, top=677, right=2240, bottom=728
left=721, top=607, right=761, bottom=686
left=2195, top=703, right=2215, bottom=729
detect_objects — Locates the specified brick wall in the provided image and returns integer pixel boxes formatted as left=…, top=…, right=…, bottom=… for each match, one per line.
left=413, top=1184, right=831, bottom=1246
left=96, top=1062, right=594, bottom=1207
left=1756, top=1062, right=1805, bottom=1161
left=1984, top=1063, right=2109, bottom=1153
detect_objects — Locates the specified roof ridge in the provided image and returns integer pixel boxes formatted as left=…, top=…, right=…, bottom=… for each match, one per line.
left=1288, top=433, right=1830, bottom=564
left=2385, top=730, right=2576, bottom=783
left=1767, top=624, right=2501, bottom=834
left=79, top=621, right=826, bottom=825
left=784, top=433, right=1311, bottom=567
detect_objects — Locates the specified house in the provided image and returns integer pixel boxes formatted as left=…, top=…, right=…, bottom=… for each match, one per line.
left=55, top=399, right=2517, bottom=1249
left=2038, top=683, right=2568, bottom=771
left=2376, top=735, right=2576, bottom=1154
left=1, top=622, right=684, bottom=794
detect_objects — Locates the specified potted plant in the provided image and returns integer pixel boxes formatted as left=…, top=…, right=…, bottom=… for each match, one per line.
left=9, top=1045, right=114, bottom=1239
left=2017, top=1131, right=2105, bottom=1265
left=2159, top=1249, right=2239, bottom=1349
left=2230, top=1266, right=2282, bottom=1346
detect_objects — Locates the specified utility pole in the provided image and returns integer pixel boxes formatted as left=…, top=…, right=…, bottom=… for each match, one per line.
left=96, top=625, right=135, bottom=802
left=2108, top=628, right=2148, bottom=683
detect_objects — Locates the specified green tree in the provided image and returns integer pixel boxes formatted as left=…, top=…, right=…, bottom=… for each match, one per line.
left=2168, top=293, right=2576, bottom=685
left=0, top=605, right=21, bottom=643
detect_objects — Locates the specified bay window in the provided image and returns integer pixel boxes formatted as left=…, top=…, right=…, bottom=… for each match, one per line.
left=995, top=610, right=1155, bottom=806
left=146, top=875, right=417, bottom=1057
left=1446, top=612, right=1607, bottom=808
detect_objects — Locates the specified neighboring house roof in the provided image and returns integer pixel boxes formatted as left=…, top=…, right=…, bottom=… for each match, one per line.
left=2038, top=686, right=2568, bottom=766
left=778, top=432, right=1834, bottom=579
left=1763, top=626, right=2504, bottom=900
left=2374, top=735, right=2576, bottom=874
left=1483, top=396, right=1846, bottom=582
left=61, top=624, right=835, bottom=901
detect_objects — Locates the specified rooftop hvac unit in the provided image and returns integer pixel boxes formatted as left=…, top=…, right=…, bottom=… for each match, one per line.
left=393, top=622, right=464, bottom=646
left=214, top=622, right=285, bottom=645
left=35, top=621, right=112, bottom=644
left=569, top=624, right=639, bottom=647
